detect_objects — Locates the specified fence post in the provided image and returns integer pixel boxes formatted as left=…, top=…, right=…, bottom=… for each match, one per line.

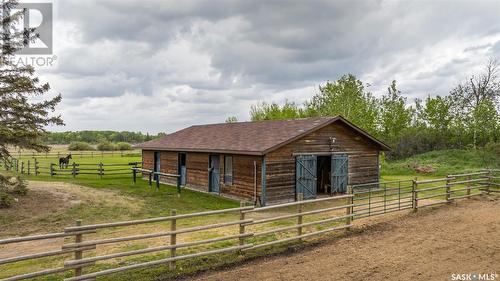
left=15, top=159, right=19, bottom=172
left=50, top=163, right=54, bottom=177
left=35, top=158, right=39, bottom=176
left=27, top=160, right=30, bottom=175
left=170, top=209, right=177, bottom=270
left=57, top=152, right=60, bottom=159
left=445, top=176, right=451, bottom=203
left=239, top=201, right=246, bottom=249
left=74, top=220, right=83, bottom=277
left=486, top=169, right=492, bottom=194
left=132, top=163, right=137, bottom=184
left=466, top=175, right=472, bottom=198
left=346, top=185, right=353, bottom=226
left=99, top=162, right=103, bottom=179
left=412, top=178, right=418, bottom=211
left=148, top=172, right=152, bottom=187
left=156, top=173, right=160, bottom=190
left=72, top=162, right=77, bottom=178
left=296, top=193, right=304, bottom=239
left=20, top=161, right=24, bottom=174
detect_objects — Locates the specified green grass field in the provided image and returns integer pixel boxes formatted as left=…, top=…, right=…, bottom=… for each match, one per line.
left=0, top=148, right=497, bottom=281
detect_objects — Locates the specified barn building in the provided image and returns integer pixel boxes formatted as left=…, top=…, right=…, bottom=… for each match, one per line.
left=137, top=116, right=390, bottom=205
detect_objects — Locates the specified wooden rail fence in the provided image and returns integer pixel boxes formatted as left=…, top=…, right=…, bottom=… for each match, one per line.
left=10, top=150, right=141, bottom=159
left=0, top=194, right=353, bottom=281
left=1, top=158, right=142, bottom=179
left=352, top=169, right=498, bottom=218
left=0, top=170, right=497, bottom=280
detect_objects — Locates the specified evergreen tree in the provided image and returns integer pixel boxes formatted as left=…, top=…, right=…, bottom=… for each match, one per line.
left=0, top=0, right=63, bottom=160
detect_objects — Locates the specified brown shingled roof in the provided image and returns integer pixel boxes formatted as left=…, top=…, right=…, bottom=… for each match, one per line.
left=136, top=116, right=390, bottom=155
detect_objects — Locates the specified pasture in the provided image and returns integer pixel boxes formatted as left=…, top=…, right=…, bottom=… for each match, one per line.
left=0, top=149, right=498, bottom=281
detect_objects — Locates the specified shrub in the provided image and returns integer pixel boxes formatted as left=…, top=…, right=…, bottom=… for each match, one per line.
left=97, top=141, right=116, bottom=151
left=68, top=142, right=95, bottom=151
left=0, top=175, right=27, bottom=208
left=0, top=192, right=13, bottom=208
left=484, top=142, right=500, bottom=156
left=115, top=142, right=132, bottom=151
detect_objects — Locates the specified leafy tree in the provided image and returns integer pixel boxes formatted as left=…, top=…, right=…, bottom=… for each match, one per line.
left=97, top=141, right=115, bottom=151
left=225, top=116, right=238, bottom=123
left=449, top=59, right=500, bottom=148
left=0, top=0, right=63, bottom=160
left=115, top=142, right=132, bottom=151
left=378, top=80, right=413, bottom=141
left=68, top=142, right=95, bottom=151
left=416, top=95, right=453, bottom=131
left=250, top=100, right=304, bottom=121
left=305, top=74, right=378, bottom=134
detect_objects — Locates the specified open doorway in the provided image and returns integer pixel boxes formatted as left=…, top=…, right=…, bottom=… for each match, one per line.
left=317, top=155, right=331, bottom=194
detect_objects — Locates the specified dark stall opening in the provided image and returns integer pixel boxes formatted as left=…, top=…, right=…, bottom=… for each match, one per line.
left=317, top=155, right=331, bottom=194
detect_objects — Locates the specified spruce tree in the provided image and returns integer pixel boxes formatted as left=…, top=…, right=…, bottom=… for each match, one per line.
left=0, top=0, right=63, bottom=160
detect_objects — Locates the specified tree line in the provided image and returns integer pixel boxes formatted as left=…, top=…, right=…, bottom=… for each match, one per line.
left=246, top=59, right=500, bottom=159
left=42, top=131, right=167, bottom=145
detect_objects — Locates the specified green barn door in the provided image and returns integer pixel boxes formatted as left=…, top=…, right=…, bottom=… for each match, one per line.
left=208, top=155, right=220, bottom=193
left=331, top=154, right=348, bottom=194
left=296, top=155, right=317, bottom=200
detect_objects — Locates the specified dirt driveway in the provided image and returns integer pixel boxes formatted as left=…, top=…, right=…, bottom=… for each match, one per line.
left=188, top=197, right=499, bottom=281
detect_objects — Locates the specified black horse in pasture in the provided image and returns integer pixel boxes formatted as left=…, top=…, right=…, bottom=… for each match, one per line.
left=59, top=154, right=72, bottom=169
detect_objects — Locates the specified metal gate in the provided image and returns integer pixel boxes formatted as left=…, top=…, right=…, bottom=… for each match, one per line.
left=331, top=154, right=348, bottom=193
left=296, top=155, right=317, bottom=199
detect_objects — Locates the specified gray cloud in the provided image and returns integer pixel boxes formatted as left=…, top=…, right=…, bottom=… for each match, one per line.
left=41, top=0, right=500, bottom=132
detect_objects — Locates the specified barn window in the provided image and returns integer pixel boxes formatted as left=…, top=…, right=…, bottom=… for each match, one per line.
left=224, top=156, right=233, bottom=185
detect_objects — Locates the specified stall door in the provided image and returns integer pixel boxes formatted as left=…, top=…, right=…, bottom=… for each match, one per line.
left=296, top=155, right=317, bottom=199
left=153, top=151, right=161, bottom=181
left=208, top=155, right=220, bottom=193
left=178, top=153, right=186, bottom=186
left=331, top=154, right=348, bottom=194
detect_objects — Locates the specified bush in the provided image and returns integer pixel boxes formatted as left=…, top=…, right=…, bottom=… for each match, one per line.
left=115, top=142, right=132, bottom=151
left=484, top=142, right=500, bottom=156
left=68, top=142, right=95, bottom=151
left=0, top=175, right=27, bottom=208
left=97, top=141, right=116, bottom=151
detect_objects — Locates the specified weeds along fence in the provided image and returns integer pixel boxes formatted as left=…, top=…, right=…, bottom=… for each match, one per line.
left=0, top=194, right=353, bottom=281
left=1, top=158, right=142, bottom=179
left=352, top=169, right=499, bottom=218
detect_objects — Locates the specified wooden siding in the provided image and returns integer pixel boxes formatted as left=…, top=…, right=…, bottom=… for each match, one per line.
left=142, top=150, right=262, bottom=202
left=265, top=122, right=380, bottom=203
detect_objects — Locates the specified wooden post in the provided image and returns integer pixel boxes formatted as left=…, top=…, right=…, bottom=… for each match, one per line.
left=74, top=220, right=83, bottom=277
left=20, top=161, right=24, bottom=174
left=156, top=173, right=160, bottom=190
left=169, top=209, right=177, bottom=270
left=466, top=175, right=472, bottom=198
left=445, top=176, right=451, bottom=203
left=486, top=169, right=492, bottom=194
left=297, top=193, right=303, bottom=239
left=35, top=158, right=39, bottom=176
left=132, top=164, right=137, bottom=184
left=91, top=151, right=93, bottom=158
left=57, top=152, right=60, bottom=159
left=72, top=162, right=77, bottom=178
left=412, top=178, right=418, bottom=211
left=27, top=160, right=30, bottom=175
left=148, top=172, right=152, bottom=187
left=101, top=151, right=104, bottom=158
left=15, top=159, right=19, bottom=172
left=346, top=185, right=353, bottom=226
left=239, top=202, right=246, bottom=248
left=99, top=162, right=103, bottom=179
left=50, top=163, right=54, bottom=177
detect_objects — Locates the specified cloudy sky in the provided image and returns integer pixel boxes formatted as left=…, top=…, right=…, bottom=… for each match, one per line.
left=34, top=0, right=500, bottom=133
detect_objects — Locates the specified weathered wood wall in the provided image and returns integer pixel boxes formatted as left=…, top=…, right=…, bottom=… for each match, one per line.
left=265, top=122, right=380, bottom=203
left=142, top=150, right=262, bottom=201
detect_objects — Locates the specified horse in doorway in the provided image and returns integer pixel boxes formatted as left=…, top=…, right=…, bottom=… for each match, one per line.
left=59, top=154, right=72, bottom=169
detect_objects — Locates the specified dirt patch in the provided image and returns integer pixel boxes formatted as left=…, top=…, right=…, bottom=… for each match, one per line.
left=0, top=181, right=144, bottom=259
left=0, top=181, right=143, bottom=233
left=185, top=196, right=500, bottom=281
